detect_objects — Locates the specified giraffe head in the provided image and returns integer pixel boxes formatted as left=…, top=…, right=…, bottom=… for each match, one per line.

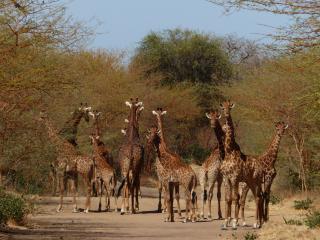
left=152, top=107, right=167, bottom=121
left=88, top=109, right=101, bottom=121
left=275, top=121, right=288, bottom=135
left=76, top=102, right=92, bottom=122
left=125, top=98, right=144, bottom=126
left=146, top=125, right=160, bottom=145
left=220, top=100, right=235, bottom=117
left=205, top=110, right=221, bottom=128
left=89, top=134, right=100, bottom=146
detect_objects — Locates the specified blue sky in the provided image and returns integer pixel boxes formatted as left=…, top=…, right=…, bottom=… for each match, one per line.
left=65, top=0, right=289, bottom=53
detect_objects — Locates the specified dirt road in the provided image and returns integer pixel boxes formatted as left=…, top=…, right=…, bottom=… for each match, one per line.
left=1, top=188, right=260, bottom=240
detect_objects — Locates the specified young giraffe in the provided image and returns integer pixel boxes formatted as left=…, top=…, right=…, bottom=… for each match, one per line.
left=39, top=111, right=94, bottom=213
left=220, top=100, right=264, bottom=229
left=239, top=121, right=288, bottom=223
left=150, top=108, right=197, bottom=222
left=145, top=126, right=182, bottom=216
left=199, top=110, right=224, bottom=220
left=89, top=110, right=115, bottom=211
left=117, top=98, right=144, bottom=214
left=89, top=134, right=118, bottom=212
left=50, top=103, right=91, bottom=195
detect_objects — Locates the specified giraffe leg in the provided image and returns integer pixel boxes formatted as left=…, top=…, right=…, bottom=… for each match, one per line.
left=157, top=181, right=162, bottom=213
left=84, top=177, right=92, bottom=213
left=199, top=170, right=206, bottom=219
left=135, top=177, right=140, bottom=211
left=70, top=178, right=79, bottom=213
left=207, top=183, right=214, bottom=220
left=120, top=181, right=127, bottom=214
left=112, top=176, right=118, bottom=212
left=98, top=179, right=103, bottom=212
left=239, top=184, right=249, bottom=226
left=184, top=189, right=191, bottom=222
left=232, top=181, right=240, bottom=230
left=56, top=174, right=65, bottom=212
left=222, top=179, right=232, bottom=229
left=217, top=174, right=223, bottom=219
left=175, top=183, right=182, bottom=217
left=164, top=185, right=171, bottom=222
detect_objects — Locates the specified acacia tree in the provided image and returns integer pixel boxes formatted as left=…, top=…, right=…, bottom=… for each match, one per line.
left=208, top=0, right=320, bottom=52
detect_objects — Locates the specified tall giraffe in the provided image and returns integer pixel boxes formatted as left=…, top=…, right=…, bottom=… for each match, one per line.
left=149, top=108, right=197, bottom=222
left=39, top=111, right=94, bottom=213
left=90, top=134, right=117, bottom=212
left=239, top=121, right=288, bottom=222
left=89, top=110, right=114, bottom=210
left=117, top=98, right=144, bottom=214
left=145, top=125, right=182, bottom=216
left=220, top=100, right=264, bottom=229
left=198, top=110, right=224, bottom=220
left=50, top=103, right=91, bottom=195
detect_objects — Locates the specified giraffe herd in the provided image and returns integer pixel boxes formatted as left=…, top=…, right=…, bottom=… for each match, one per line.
left=38, top=98, right=288, bottom=230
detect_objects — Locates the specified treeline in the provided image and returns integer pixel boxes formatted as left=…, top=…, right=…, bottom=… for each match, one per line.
left=0, top=0, right=318, bottom=194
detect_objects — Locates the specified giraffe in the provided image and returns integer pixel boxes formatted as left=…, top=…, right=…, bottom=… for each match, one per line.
left=39, top=111, right=94, bottom=213
left=239, top=121, right=288, bottom=223
left=89, top=110, right=115, bottom=210
left=149, top=108, right=198, bottom=222
left=117, top=98, right=144, bottom=214
left=89, top=133, right=118, bottom=212
left=145, top=126, right=182, bottom=216
left=198, top=110, right=224, bottom=220
left=220, top=100, right=264, bottom=229
left=50, top=103, right=91, bottom=195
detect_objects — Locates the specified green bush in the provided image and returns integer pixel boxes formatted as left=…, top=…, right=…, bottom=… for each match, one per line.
left=0, top=190, right=30, bottom=225
left=294, top=198, right=313, bottom=210
left=283, top=217, right=303, bottom=226
left=305, top=210, right=320, bottom=229
left=244, top=232, right=258, bottom=240
left=270, top=194, right=281, bottom=205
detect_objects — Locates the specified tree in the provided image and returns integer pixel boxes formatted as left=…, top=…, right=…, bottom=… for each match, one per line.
left=208, top=0, right=320, bottom=52
left=132, top=28, right=233, bottom=86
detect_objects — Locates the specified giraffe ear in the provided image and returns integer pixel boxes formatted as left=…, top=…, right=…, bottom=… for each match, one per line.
left=219, top=103, right=223, bottom=109
left=230, top=103, right=235, bottom=108
left=146, top=135, right=149, bottom=140
left=125, top=101, right=132, bottom=108
left=157, top=130, right=161, bottom=134
left=96, top=112, right=101, bottom=116
left=138, top=106, right=144, bottom=111
left=152, top=110, right=158, bottom=116
left=124, top=119, right=129, bottom=123
left=217, top=114, right=222, bottom=119
left=88, top=111, right=95, bottom=118
left=161, top=111, right=167, bottom=115
left=121, top=129, right=126, bottom=135
left=284, top=124, right=289, bottom=129
left=205, top=113, right=211, bottom=119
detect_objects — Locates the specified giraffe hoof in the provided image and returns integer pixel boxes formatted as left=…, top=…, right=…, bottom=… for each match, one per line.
left=242, top=222, right=248, bottom=227
left=82, top=209, right=88, bottom=214
left=120, top=211, right=125, bottom=215
left=72, top=208, right=80, bottom=213
left=220, top=224, right=228, bottom=230
left=253, top=223, right=260, bottom=229
left=183, top=219, right=187, bottom=223
left=114, top=208, right=118, bottom=213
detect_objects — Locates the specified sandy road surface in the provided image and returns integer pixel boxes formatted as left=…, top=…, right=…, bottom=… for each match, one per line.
left=0, top=188, right=260, bottom=240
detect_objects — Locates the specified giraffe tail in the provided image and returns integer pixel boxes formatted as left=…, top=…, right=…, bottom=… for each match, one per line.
left=191, top=175, right=197, bottom=205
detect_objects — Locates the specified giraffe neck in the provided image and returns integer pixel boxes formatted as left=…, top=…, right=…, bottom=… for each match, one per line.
left=213, top=121, right=225, bottom=159
left=59, top=109, right=84, bottom=144
left=262, top=132, right=283, bottom=167
left=224, top=114, right=236, bottom=153
left=93, top=118, right=101, bottom=136
left=152, top=135, right=170, bottom=166
left=156, top=116, right=168, bottom=152
left=92, top=140, right=109, bottom=168
left=126, top=107, right=139, bottom=143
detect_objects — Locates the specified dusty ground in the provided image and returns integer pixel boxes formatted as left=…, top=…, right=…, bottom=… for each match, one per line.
left=0, top=188, right=318, bottom=240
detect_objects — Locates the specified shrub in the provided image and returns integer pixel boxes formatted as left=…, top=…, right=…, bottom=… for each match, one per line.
left=270, top=194, right=281, bottom=205
left=244, top=232, right=258, bottom=240
left=283, top=217, right=303, bottom=226
left=0, top=190, right=30, bottom=225
left=293, top=198, right=313, bottom=210
left=305, top=210, right=320, bottom=229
